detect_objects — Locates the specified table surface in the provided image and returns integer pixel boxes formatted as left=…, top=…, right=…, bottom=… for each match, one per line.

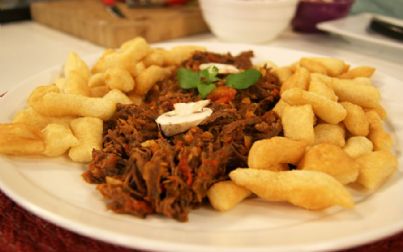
left=0, top=21, right=403, bottom=252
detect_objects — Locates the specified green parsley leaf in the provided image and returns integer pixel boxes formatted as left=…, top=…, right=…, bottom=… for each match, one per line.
left=197, top=82, right=216, bottom=99
left=200, top=65, right=219, bottom=83
left=177, top=67, right=200, bottom=89
left=225, top=69, right=261, bottom=90
left=177, top=66, right=219, bottom=98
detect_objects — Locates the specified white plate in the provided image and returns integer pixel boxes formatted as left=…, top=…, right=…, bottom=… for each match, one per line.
left=317, top=13, right=403, bottom=51
left=0, top=42, right=402, bottom=252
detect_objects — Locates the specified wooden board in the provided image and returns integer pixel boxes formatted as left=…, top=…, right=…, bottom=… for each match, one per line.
left=30, top=0, right=209, bottom=48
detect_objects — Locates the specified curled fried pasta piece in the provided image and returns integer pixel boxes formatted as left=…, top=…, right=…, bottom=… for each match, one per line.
left=343, top=136, right=373, bottom=159
left=104, top=67, right=135, bottom=92
left=30, top=92, right=116, bottom=120
left=272, top=99, right=288, bottom=117
left=230, top=168, right=354, bottom=210
left=68, top=117, right=103, bottom=163
left=299, top=57, right=347, bottom=77
left=13, top=106, right=75, bottom=130
left=207, top=180, right=252, bottom=211
left=280, top=66, right=310, bottom=94
left=248, top=137, right=307, bottom=169
left=0, top=123, right=44, bottom=155
left=64, top=52, right=90, bottom=81
left=339, top=66, right=375, bottom=79
left=93, top=37, right=151, bottom=76
left=272, top=66, right=293, bottom=83
left=282, top=104, right=315, bottom=144
left=355, top=150, right=398, bottom=192
left=103, top=89, right=133, bottom=105
left=309, top=74, right=338, bottom=101
left=282, top=88, right=347, bottom=124
left=329, top=78, right=380, bottom=108
left=314, top=123, right=345, bottom=147
left=42, top=123, right=79, bottom=157
left=63, top=52, right=90, bottom=96
left=162, top=45, right=206, bottom=65
left=341, top=102, right=369, bottom=136
left=366, top=110, right=393, bottom=151
left=63, top=71, right=90, bottom=96
left=134, top=65, right=171, bottom=96
left=298, top=143, right=360, bottom=184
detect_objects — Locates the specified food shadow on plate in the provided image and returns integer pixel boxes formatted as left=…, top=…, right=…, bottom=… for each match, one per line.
left=183, top=197, right=360, bottom=231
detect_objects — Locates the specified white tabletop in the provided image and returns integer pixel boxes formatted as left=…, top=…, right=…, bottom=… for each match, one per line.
left=1, top=20, right=403, bottom=251
left=1, top=21, right=402, bottom=96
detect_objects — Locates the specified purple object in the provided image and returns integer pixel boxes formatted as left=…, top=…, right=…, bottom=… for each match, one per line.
left=292, top=0, right=355, bottom=33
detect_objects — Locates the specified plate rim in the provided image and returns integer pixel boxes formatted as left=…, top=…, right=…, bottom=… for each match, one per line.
left=317, top=13, right=403, bottom=50
left=0, top=41, right=402, bottom=252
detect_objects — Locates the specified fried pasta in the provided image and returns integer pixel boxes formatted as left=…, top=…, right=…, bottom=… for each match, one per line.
left=230, top=169, right=354, bottom=210
left=0, top=37, right=205, bottom=161
left=217, top=55, right=397, bottom=213
left=0, top=38, right=398, bottom=221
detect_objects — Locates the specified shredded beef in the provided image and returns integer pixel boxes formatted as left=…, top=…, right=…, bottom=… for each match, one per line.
left=83, top=51, right=282, bottom=222
left=183, top=50, right=254, bottom=70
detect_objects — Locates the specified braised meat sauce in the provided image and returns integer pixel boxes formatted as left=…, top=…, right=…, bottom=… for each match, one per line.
left=83, top=51, right=283, bottom=221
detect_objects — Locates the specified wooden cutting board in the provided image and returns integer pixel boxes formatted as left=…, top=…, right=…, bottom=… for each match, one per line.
left=30, top=0, right=209, bottom=48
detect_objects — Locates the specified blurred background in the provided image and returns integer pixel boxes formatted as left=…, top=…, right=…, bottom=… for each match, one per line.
left=1, top=1, right=403, bottom=251
left=1, top=0, right=402, bottom=47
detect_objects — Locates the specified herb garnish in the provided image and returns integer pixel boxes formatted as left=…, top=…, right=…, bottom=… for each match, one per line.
left=177, top=66, right=219, bottom=98
left=225, top=69, right=261, bottom=90
left=177, top=68, right=200, bottom=90
left=177, top=65, right=261, bottom=98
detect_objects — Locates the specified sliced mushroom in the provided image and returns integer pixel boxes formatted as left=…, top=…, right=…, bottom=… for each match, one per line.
left=199, top=63, right=240, bottom=74
left=156, top=100, right=213, bottom=136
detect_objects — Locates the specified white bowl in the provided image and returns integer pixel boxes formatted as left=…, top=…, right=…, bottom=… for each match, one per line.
left=199, top=0, right=298, bottom=43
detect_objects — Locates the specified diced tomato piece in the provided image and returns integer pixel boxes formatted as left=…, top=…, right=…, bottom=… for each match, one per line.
left=207, top=86, right=236, bottom=104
